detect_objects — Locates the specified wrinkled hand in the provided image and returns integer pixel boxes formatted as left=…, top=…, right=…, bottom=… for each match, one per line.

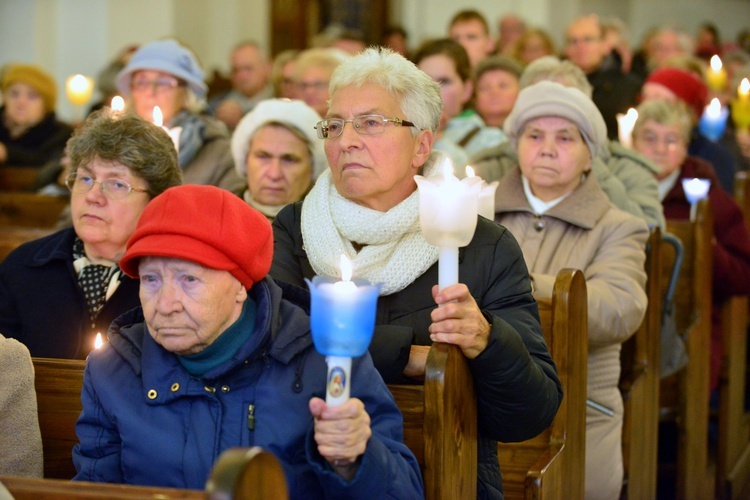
left=429, top=283, right=491, bottom=358
left=309, top=397, right=371, bottom=480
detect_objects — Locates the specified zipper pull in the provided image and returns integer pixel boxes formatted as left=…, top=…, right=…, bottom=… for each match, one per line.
left=247, top=403, right=255, bottom=430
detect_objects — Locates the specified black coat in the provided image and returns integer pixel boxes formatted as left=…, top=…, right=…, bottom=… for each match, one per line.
left=271, top=201, right=563, bottom=499
left=0, top=228, right=140, bottom=358
left=0, top=107, right=73, bottom=167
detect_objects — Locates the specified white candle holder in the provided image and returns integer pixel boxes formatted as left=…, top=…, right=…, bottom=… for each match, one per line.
left=682, top=178, right=710, bottom=221
left=415, top=153, right=481, bottom=290
left=616, top=108, right=638, bottom=149
left=466, top=166, right=499, bottom=220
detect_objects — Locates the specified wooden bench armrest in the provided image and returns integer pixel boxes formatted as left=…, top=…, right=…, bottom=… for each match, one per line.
left=0, top=475, right=204, bottom=499
left=205, top=447, right=289, bottom=500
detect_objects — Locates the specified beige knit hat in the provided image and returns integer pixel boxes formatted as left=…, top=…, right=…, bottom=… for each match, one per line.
left=1, top=63, right=57, bottom=113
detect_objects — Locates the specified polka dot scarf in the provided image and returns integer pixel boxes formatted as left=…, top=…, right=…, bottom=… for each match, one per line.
left=73, top=238, right=119, bottom=326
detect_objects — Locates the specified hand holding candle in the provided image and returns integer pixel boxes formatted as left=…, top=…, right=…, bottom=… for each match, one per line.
left=306, top=255, right=380, bottom=406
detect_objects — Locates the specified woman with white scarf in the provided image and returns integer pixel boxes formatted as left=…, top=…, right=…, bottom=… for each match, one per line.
left=270, top=46, right=561, bottom=500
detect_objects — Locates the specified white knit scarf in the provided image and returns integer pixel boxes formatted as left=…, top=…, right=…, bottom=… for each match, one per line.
left=301, top=154, right=441, bottom=296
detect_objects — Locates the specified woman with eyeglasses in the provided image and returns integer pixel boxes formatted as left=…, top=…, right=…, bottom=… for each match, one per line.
left=270, top=47, right=562, bottom=499
left=0, top=111, right=182, bottom=359
left=115, top=39, right=244, bottom=195
left=632, top=98, right=750, bottom=393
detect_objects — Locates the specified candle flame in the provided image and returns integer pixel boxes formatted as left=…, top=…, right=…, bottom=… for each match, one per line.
left=465, top=166, right=476, bottom=178
left=65, top=74, right=95, bottom=105
left=710, top=55, right=723, bottom=71
left=340, top=254, right=352, bottom=282
left=94, top=332, right=103, bottom=349
left=707, top=97, right=722, bottom=117
left=111, top=95, right=125, bottom=111
left=740, top=78, right=750, bottom=96
left=153, top=106, right=163, bottom=127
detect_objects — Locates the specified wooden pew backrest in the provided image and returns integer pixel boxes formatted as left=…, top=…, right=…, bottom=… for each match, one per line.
left=0, top=193, right=68, bottom=228
left=0, top=166, right=39, bottom=191
left=498, top=268, right=587, bottom=500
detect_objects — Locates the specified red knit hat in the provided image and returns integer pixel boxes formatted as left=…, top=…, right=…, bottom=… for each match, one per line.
left=120, top=185, right=272, bottom=289
left=645, top=67, right=708, bottom=118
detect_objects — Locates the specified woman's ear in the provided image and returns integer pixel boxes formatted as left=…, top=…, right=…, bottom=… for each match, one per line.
left=235, top=284, right=248, bottom=304
left=411, top=129, right=434, bottom=168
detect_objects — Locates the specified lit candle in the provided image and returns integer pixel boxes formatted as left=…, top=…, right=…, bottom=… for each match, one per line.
left=698, top=98, right=729, bottom=141
left=731, top=78, right=750, bottom=131
left=305, top=255, right=380, bottom=406
left=65, top=74, right=95, bottom=106
left=94, top=332, right=103, bottom=349
left=465, top=166, right=499, bottom=220
left=706, top=55, right=727, bottom=92
left=415, top=153, right=481, bottom=290
left=110, top=95, right=125, bottom=112
left=616, top=108, right=638, bottom=149
left=152, top=106, right=182, bottom=152
left=682, top=178, right=711, bottom=221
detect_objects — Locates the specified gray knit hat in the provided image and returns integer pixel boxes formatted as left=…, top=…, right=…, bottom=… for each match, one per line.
left=116, top=39, right=207, bottom=99
left=504, top=80, right=607, bottom=157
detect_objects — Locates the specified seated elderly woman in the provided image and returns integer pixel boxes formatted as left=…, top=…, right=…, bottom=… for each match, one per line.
left=632, top=98, right=750, bottom=393
left=231, top=98, right=326, bottom=221
left=0, top=333, right=42, bottom=477
left=73, top=184, right=423, bottom=497
left=271, top=47, right=562, bottom=499
left=116, top=39, right=244, bottom=194
left=494, top=81, right=649, bottom=500
left=0, top=111, right=182, bottom=358
left=0, top=63, right=73, bottom=167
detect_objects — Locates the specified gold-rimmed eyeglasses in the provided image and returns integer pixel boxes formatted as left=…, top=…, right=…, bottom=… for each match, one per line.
left=315, top=114, right=416, bottom=139
left=65, top=173, right=149, bottom=200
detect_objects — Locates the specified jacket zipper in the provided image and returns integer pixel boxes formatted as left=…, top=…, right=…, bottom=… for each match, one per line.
left=247, top=403, right=255, bottom=430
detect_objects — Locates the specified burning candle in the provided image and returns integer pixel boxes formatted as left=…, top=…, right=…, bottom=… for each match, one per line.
left=616, top=108, right=638, bottom=149
left=65, top=74, right=95, bottom=106
left=465, top=166, right=499, bottom=220
left=706, top=55, right=727, bottom=92
left=731, top=78, right=750, bottom=131
left=415, top=153, right=481, bottom=290
left=94, top=332, right=103, bottom=349
left=110, top=95, right=125, bottom=112
left=305, top=255, right=380, bottom=406
left=682, top=178, right=711, bottom=221
left=698, top=98, right=729, bottom=141
left=152, top=106, right=182, bottom=152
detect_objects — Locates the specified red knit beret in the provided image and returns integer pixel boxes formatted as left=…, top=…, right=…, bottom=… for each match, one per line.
left=120, top=185, right=272, bottom=289
left=645, top=67, right=708, bottom=118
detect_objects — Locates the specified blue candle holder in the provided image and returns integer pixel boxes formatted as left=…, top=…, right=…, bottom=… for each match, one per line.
left=305, top=276, right=380, bottom=357
left=699, top=104, right=729, bottom=141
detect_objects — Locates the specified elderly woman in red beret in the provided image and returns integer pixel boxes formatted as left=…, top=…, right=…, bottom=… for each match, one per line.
left=73, top=184, right=423, bottom=497
left=0, top=63, right=73, bottom=167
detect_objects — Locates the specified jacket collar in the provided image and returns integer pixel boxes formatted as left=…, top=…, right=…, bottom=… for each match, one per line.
left=25, top=227, right=76, bottom=267
left=495, top=167, right=611, bottom=229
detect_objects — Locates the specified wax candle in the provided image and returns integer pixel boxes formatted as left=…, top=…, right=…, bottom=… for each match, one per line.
left=65, top=74, right=95, bottom=106
left=110, top=95, right=125, bottom=112
left=415, top=154, right=481, bottom=290
left=465, top=166, right=499, bottom=220
left=682, top=178, right=710, bottom=221
left=616, top=108, right=638, bottom=149
left=731, top=78, right=750, bottom=131
left=152, top=106, right=182, bottom=152
left=305, top=255, right=380, bottom=406
left=706, top=55, right=727, bottom=92
left=698, top=98, right=729, bottom=141
left=94, top=332, right=103, bottom=349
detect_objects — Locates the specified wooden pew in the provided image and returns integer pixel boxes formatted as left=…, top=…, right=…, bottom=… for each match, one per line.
left=32, top=358, right=85, bottom=480
left=0, top=192, right=68, bottom=228
left=0, top=226, right=55, bottom=262
left=1, top=446, right=288, bottom=499
left=0, top=166, right=40, bottom=191
left=620, top=228, right=662, bottom=499
left=660, top=199, right=715, bottom=500
left=388, top=343, right=478, bottom=500
left=497, top=268, right=588, bottom=500
left=714, top=170, right=750, bottom=499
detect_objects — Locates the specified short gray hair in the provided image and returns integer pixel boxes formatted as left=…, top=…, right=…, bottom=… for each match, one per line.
left=634, top=99, right=693, bottom=144
left=519, top=56, right=593, bottom=97
left=328, top=46, right=442, bottom=134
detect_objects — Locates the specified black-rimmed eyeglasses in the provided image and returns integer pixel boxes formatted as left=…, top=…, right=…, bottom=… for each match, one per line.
left=315, top=114, right=416, bottom=139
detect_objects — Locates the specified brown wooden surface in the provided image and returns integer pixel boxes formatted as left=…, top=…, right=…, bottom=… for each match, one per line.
left=205, top=447, right=289, bottom=500
left=0, top=226, right=55, bottom=262
left=715, top=170, right=750, bottom=499
left=32, top=358, right=86, bottom=480
left=498, top=268, right=588, bottom=500
left=661, top=199, right=715, bottom=499
left=388, top=342, right=478, bottom=500
left=620, top=228, right=662, bottom=499
left=0, top=192, right=68, bottom=228
left=0, top=166, right=39, bottom=191
left=0, top=476, right=204, bottom=499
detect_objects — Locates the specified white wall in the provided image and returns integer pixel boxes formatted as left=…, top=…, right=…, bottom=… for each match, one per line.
left=0, top=0, right=747, bottom=122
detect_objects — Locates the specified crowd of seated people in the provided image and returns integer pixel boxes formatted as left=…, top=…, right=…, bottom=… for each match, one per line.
left=2, top=8, right=750, bottom=500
